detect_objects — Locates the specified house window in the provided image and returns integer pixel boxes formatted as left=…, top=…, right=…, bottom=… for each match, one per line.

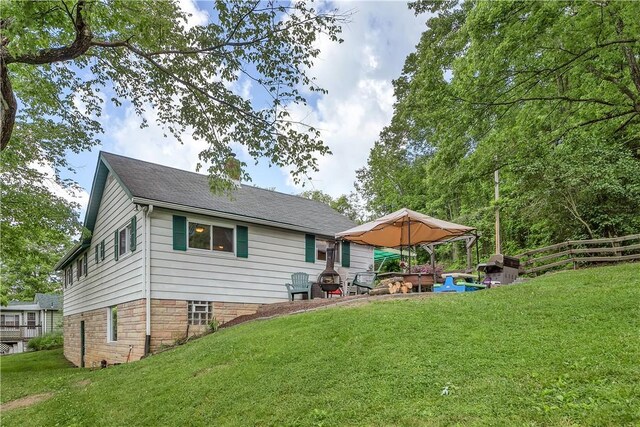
left=76, top=258, right=83, bottom=280
left=107, top=306, right=118, bottom=342
left=189, top=223, right=211, bottom=250
left=213, top=227, right=233, bottom=252
left=187, top=222, right=234, bottom=253
left=67, top=266, right=73, bottom=287
left=316, top=239, right=340, bottom=263
left=26, top=312, right=36, bottom=328
left=1, top=314, right=20, bottom=326
left=188, top=301, right=212, bottom=325
left=119, top=225, right=131, bottom=256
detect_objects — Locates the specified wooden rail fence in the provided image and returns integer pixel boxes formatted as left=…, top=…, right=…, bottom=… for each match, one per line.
left=515, top=234, right=640, bottom=276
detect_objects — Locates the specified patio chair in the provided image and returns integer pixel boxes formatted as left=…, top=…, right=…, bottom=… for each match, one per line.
left=285, top=272, right=313, bottom=301
left=351, top=271, right=377, bottom=294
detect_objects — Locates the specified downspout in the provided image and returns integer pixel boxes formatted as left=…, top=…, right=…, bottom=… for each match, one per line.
left=143, top=204, right=153, bottom=355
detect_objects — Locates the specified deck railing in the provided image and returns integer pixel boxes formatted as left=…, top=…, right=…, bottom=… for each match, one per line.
left=515, top=234, right=640, bottom=276
left=0, top=325, right=43, bottom=340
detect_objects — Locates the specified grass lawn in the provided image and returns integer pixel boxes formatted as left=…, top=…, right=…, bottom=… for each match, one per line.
left=1, top=264, right=639, bottom=426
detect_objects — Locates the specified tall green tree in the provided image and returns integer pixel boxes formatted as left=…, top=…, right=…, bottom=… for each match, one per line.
left=0, top=0, right=347, bottom=300
left=1, top=0, right=346, bottom=188
left=1, top=151, right=80, bottom=304
left=359, top=0, right=640, bottom=260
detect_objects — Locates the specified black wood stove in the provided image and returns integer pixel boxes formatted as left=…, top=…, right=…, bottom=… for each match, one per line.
left=316, top=243, right=341, bottom=293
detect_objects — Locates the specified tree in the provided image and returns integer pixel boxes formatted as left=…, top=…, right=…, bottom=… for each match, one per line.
left=0, top=151, right=80, bottom=304
left=358, top=0, right=640, bottom=261
left=0, top=0, right=347, bottom=300
left=1, top=0, right=347, bottom=189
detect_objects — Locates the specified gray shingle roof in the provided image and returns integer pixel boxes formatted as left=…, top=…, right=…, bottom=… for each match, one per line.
left=7, top=293, right=62, bottom=310
left=101, top=152, right=356, bottom=236
left=35, top=293, right=62, bottom=310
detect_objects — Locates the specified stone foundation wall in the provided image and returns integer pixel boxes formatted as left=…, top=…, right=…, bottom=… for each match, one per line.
left=64, top=299, right=262, bottom=366
left=213, top=302, right=261, bottom=324
left=64, top=299, right=146, bottom=367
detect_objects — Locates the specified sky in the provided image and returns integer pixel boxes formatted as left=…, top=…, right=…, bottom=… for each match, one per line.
left=61, top=0, right=427, bottom=219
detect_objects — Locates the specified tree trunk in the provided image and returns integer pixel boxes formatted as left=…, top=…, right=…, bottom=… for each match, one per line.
left=0, top=55, right=16, bottom=151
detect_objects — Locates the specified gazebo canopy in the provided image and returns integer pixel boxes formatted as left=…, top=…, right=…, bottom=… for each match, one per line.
left=336, top=208, right=475, bottom=248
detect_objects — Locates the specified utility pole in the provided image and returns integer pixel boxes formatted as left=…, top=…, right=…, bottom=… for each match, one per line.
left=494, top=168, right=501, bottom=255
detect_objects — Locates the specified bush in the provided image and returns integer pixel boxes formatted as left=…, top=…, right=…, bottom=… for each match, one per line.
left=28, top=332, right=63, bottom=351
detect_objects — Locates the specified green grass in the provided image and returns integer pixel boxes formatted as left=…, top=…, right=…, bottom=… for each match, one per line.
left=2, top=264, right=639, bottom=426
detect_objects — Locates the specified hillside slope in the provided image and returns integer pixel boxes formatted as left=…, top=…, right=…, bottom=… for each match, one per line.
left=2, top=264, right=639, bottom=426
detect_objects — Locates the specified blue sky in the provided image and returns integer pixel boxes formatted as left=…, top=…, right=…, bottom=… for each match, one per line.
left=60, top=1, right=426, bottom=218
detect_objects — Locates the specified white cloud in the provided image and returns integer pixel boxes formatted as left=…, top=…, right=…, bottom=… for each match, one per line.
left=109, top=105, right=209, bottom=174
left=178, top=0, right=209, bottom=29
left=31, top=162, right=90, bottom=218
left=282, top=1, right=425, bottom=197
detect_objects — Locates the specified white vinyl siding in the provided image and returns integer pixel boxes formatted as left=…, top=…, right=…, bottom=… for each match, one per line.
left=149, top=208, right=373, bottom=304
left=63, top=173, right=143, bottom=316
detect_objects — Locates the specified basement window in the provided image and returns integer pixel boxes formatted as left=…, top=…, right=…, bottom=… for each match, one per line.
left=107, top=306, right=118, bottom=342
left=188, top=301, right=212, bottom=325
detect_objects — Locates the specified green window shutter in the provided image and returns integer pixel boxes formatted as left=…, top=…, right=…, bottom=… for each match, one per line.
left=130, top=215, right=137, bottom=251
left=84, top=253, right=88, bottom=276
left=341, top=241, right=351, bottom=268
left=236, top=225, right=248, bottom=258
left=95, top=246, right=99, bottom=264
left=173, top=215, right=187, bottom=251
left=305, top=234, right=315, bottom=263
left=101, top=240, right=105, bottom=261
left=114, top=230, right=119, bottom=261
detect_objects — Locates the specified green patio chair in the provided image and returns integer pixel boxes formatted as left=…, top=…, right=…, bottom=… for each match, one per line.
left=285, top=272, right=313, bottom=301
left=351, top=271, right=377, bottom=294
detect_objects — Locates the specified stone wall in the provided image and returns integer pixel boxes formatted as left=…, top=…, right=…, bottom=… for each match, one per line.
left=213, top=302, right=261, bottom=324
left=64, top=299, right=146, bottom=367
left=64, top=299, right=262, bottom=366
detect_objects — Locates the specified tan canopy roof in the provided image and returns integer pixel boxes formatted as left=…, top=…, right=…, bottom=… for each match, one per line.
left=336, top=208, right=475, bottom=248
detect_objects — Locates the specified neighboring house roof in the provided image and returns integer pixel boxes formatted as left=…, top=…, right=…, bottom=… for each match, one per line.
left=34, top=293, right=62, bottom=310
left=56, top=151, right=358, bottom=270
left=6, top=294, right=62, bottom=311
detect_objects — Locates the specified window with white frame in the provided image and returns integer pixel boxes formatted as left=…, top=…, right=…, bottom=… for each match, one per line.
left=188, top=221, right=234, bottom=253
left=188, top=301, right=212, bottom=325
left=107, top=306, right=118, bottom=342
left=316, top=239, right=340, bottom=263
left=66, top=266, right=73, bottom=287
left=76, top=258, right=84, bottom=279
left=0, top=314, right=20, bottom=326
left=26, top=312, right=36, bottom=328
left=119, top=224, right=132, bottom=256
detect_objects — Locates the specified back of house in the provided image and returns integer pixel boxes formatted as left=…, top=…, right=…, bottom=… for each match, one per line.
left=55, top=152, right=372, bottom=367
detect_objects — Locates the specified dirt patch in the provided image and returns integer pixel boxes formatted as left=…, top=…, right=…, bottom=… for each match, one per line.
left=219, top=292, right=440, bottom=329
left=75, top=379, right=91, bottom=388
left=1, top=392, right=54, bottom=411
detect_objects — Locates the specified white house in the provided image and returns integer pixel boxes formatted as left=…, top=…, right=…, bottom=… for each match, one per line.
left=0, top=293, right=62, bottom=354
left=55, top=152, right=373, bottom=367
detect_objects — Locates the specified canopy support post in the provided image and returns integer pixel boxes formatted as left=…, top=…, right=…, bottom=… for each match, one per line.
left=465, top=235, right=477, bottom=273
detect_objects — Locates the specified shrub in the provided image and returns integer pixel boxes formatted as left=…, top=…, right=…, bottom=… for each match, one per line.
left=409, top=263, right=444, bottom=276
left=28, top=332, right=63, bottom=351
left=208, top=318, right=220, bottom=332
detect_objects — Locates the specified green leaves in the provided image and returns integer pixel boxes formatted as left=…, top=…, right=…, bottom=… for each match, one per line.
left=358, top=1, right=640, bottom=261
left=2, top=0, right=347, bottom=186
